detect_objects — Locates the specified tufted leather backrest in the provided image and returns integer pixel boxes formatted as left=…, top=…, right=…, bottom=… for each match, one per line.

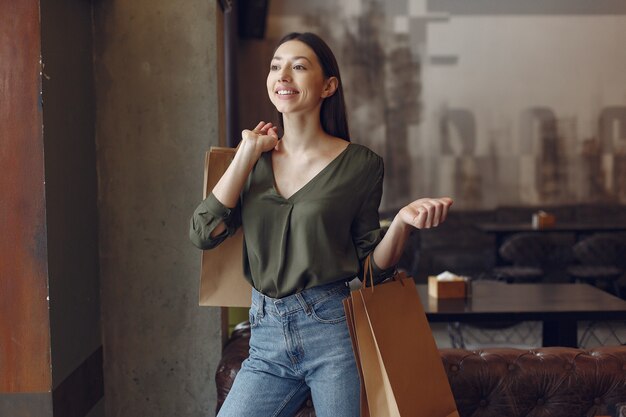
left=572, top=234, right=626, bottom=267
left=216, top=325, right=626, bottom=417
left=498, top=233, right=554, bottom=267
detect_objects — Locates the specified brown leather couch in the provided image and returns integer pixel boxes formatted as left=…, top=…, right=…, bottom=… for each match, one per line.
left=216, top=323, right=626, bottom=417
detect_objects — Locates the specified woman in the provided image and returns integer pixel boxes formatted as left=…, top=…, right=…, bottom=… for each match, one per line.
left=190, top=32, right=452, bottom=417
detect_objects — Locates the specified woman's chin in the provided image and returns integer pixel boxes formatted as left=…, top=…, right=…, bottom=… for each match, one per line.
left=274, top=105, right=295, bottom=115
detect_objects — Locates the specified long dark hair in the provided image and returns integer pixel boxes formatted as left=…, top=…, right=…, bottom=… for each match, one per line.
left=274, top=32, right=351, bottom=142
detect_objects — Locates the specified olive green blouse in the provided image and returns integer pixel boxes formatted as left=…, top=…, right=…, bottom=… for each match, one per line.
left=189, top=143, right=395, bottom=298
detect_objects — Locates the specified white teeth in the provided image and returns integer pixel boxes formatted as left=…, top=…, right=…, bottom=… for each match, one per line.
left=277, top=90, right=298, bottom=95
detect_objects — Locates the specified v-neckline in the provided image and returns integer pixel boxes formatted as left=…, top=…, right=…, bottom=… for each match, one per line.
left=269, top=143, right=352, bottom=202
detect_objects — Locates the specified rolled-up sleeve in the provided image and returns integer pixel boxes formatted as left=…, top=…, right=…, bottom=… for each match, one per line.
left=351, top=156, right=396, bottom=284
left=189, top=192, right=241, bottom=250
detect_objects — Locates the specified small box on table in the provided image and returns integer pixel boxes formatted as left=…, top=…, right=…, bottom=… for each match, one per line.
left=428, top=276, right=467, bottom=299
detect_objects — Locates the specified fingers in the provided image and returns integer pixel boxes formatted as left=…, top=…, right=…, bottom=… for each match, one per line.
left=242, top=122, right=279, bottom=143
left=259, top=122, right=274, bottom=133
left=409, top=200, right=435, bottom=228
left=423, top=201, right=435, bottom=228
left=242, top=121, right=265, bottom=141
left=440, top=197, right=453, bottom=223
left=432, top=198, right=452, bottom=226
left=254, top=121, right=276, bottom=134
left=431, top=200, right=441, bottom=227
left=414, top=206, right=427, bottom=228
left=404, top=197, right=453, bottom=229
left=241, top=129, right=254, bottom=141
left=267, top=126, right=279, bottom=139
left=251, top=121, right=273, bottom=133
left=253, top=121, right=265, bottom=131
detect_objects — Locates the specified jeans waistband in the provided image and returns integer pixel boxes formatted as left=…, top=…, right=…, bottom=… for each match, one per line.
left=252, top=280, right=350, bottom=317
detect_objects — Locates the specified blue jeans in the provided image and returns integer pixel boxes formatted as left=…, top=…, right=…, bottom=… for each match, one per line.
left=217, top=280, right=360, bottom=417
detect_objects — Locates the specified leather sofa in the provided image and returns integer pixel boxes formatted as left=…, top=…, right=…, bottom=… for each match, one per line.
left=216, top=323, right=626, bottom=417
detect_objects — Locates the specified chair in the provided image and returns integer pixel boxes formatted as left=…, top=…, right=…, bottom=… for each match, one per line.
left=567, top=234, right=625, bottom=298
left=447, top=320, right=541, bottom=349
left=567, top=234, right=626, bottom=347
left=491, top=233, right=554, bottom=283
left=578, top=320, right=625, bottom=348
left=448, top=234, right=554, bottom=348
left=447, top=276, right=542, bottom=349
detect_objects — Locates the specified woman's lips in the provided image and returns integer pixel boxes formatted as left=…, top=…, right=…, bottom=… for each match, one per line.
left=275, top=87, right=299, bottom=99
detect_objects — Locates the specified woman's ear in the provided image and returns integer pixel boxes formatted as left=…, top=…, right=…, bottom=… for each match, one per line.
left=321, top=77, right=338, bottom=98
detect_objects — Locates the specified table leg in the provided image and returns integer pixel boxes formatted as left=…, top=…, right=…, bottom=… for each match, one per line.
left=543, top=320, right=577, bottom=347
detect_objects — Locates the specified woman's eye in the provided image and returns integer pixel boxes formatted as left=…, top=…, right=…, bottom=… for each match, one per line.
left=270, top=64, right=279, bottom=71
left=294, top=64, right=306, bottom=70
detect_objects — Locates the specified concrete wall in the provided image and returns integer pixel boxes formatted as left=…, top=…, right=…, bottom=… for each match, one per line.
left=94, top=1, right=224, bottom=416
left=238, top=0, right=626, bottom=210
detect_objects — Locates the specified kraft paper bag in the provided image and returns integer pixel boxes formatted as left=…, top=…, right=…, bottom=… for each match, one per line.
left=345, top=257, right=460, bottom=417
left=198, top=147, right=252, bottom=307
left=343, top=297, right=371, bottom=417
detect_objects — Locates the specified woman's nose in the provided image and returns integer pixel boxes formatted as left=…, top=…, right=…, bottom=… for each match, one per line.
left=279, top=68, right=291, bottom=82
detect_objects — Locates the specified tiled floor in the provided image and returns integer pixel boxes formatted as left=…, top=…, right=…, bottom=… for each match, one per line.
left=430, top=320, right=626, bottom=350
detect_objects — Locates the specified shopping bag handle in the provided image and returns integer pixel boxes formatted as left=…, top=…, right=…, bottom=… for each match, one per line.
left=363, top=254, right=404, bottom=292
left=363, top=255, right=374, bottom=291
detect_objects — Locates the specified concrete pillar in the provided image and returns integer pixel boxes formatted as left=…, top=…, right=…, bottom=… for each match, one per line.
left=93, top=1, right=224, bottom=416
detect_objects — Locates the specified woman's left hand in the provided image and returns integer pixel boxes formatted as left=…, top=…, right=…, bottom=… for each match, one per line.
left=397, top=197, right=453, bottom=229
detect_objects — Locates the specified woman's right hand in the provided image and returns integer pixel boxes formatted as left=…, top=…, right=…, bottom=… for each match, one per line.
left=241, top=121, right=279, bottom=157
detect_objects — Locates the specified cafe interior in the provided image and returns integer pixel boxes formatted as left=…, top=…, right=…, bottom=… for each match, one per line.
left=3, top=0, right=626, bottom=416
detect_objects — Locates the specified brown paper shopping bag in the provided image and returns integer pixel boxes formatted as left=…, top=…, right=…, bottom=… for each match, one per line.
left=343, top=297, right=371, bottom=417
left=198, top=147, right=252, bottom=307
left=345, top=257, right=459, bottom=417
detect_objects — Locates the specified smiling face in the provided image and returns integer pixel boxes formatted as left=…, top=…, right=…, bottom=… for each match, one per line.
left=266, top=40, right=336, bottom=116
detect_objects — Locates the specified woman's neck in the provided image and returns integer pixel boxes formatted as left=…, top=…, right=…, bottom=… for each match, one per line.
left=280, top=111, right=330, bottom=153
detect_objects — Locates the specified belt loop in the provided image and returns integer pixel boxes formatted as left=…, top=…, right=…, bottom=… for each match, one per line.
left=258, top=295, right=265, bottom=318
left=295, top=293, right=312, bottom=315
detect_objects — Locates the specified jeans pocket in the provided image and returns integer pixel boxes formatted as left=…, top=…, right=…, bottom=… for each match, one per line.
left=248, top=303, right=260, bottom=328
left=310, top=288, right=349, bottom=324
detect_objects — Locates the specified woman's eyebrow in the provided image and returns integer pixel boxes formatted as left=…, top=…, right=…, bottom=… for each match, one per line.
left=272, top=55, right=313, bottom=64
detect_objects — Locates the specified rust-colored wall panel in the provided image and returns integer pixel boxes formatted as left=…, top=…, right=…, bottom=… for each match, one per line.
left=0, top=0, right=52, bottom=392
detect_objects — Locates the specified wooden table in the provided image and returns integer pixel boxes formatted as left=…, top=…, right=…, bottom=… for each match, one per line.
left=417, top=281, right=626, bottom=347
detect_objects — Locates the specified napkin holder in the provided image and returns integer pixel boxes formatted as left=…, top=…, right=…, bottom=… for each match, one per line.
left=532, top=210, right=556, bottom=229
left=428, top=276, right=467, bottom=299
